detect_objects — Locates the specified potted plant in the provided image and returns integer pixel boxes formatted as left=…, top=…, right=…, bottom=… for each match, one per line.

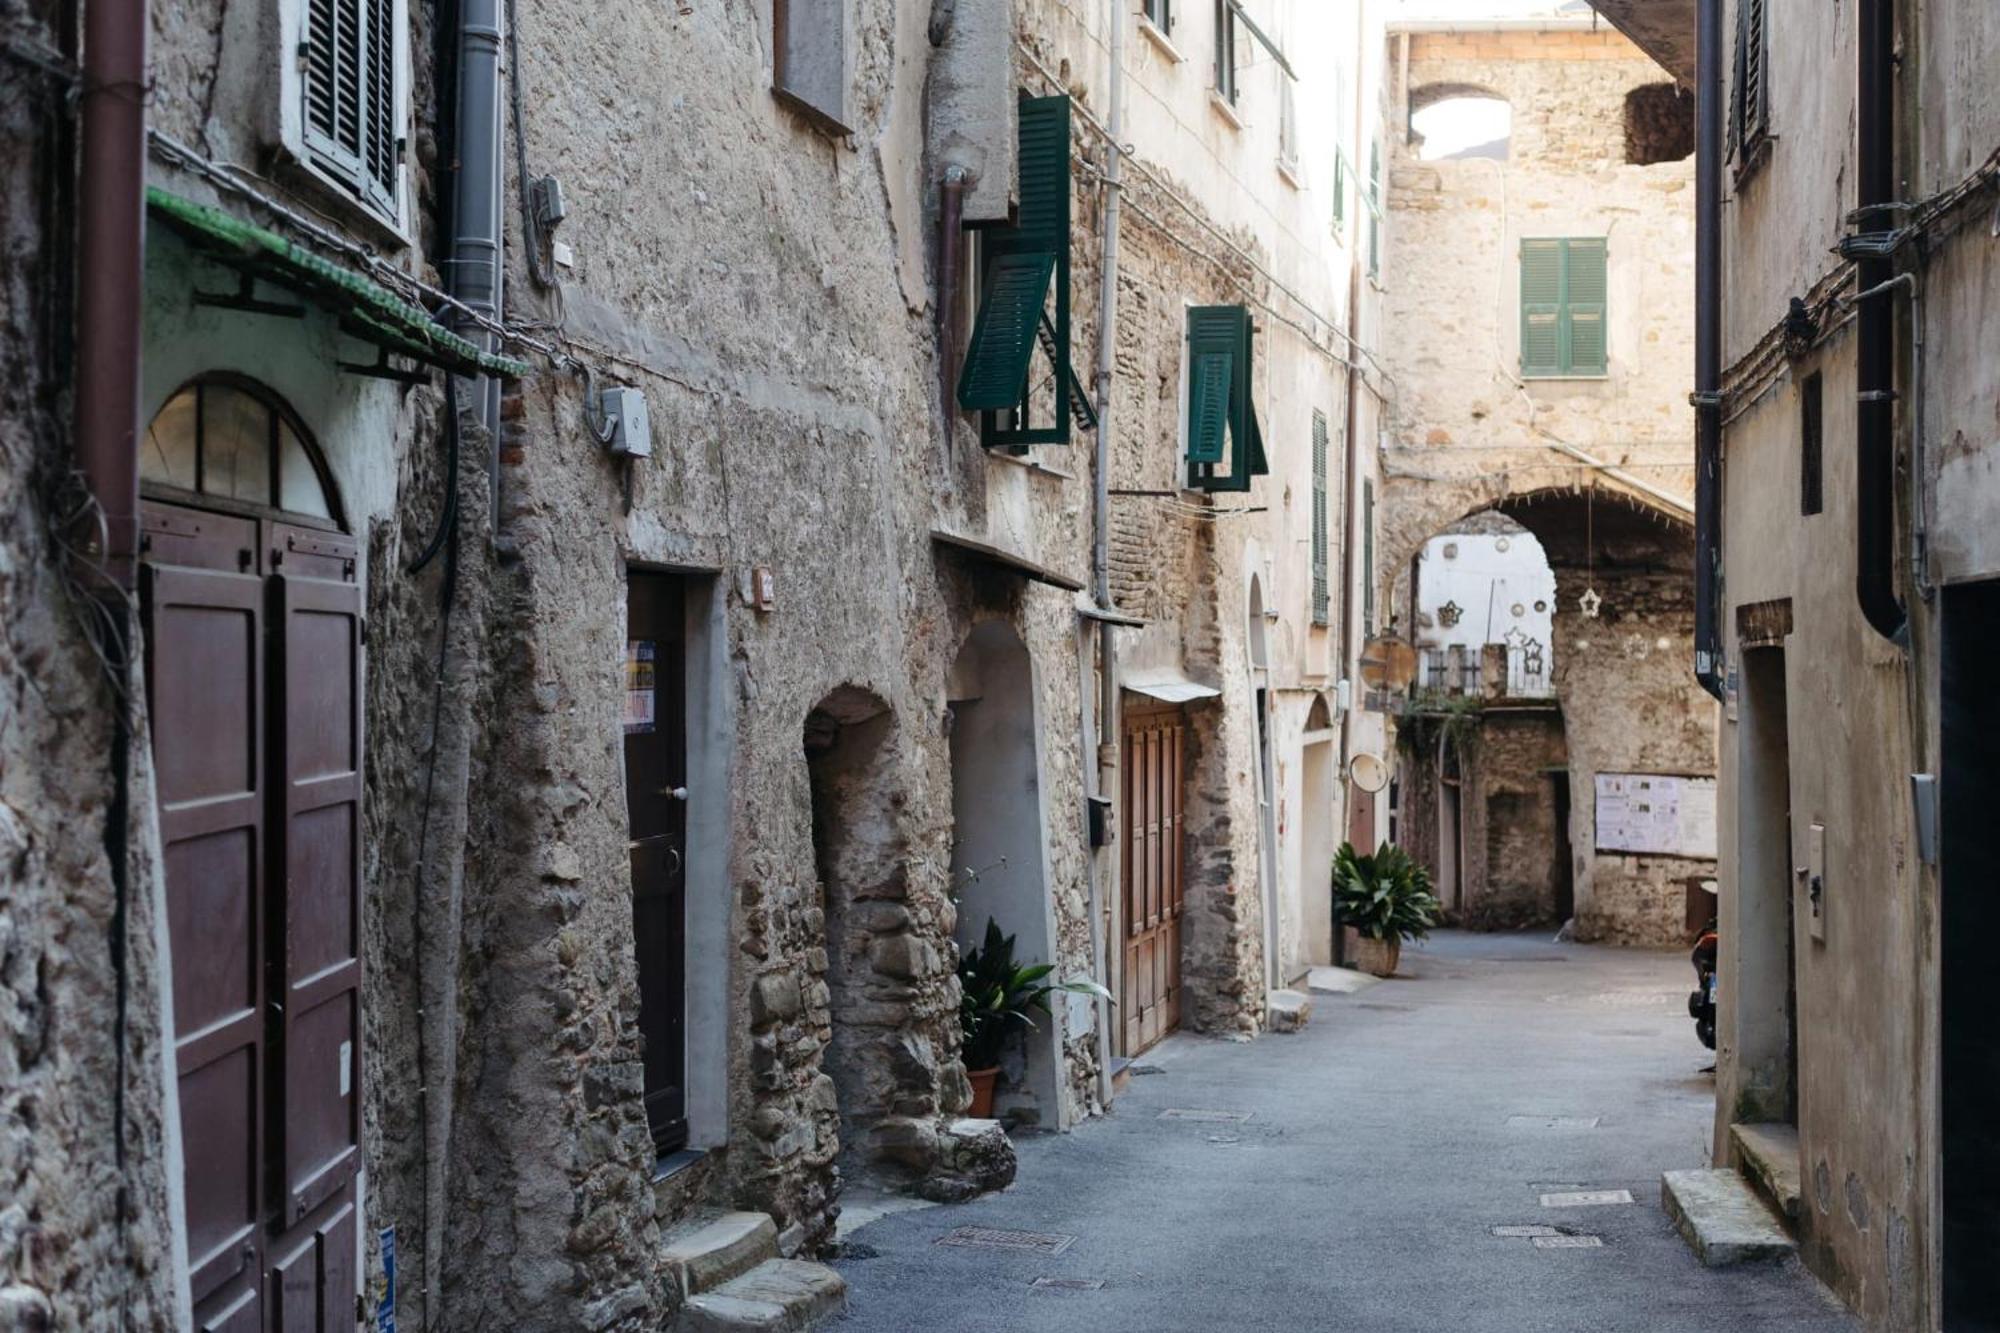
left=1332, top=842, right=1441, bottom=978
left=957, top=918, right=1112, bottom=1118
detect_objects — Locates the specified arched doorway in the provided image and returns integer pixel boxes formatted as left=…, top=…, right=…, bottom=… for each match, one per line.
left=139, top=375, right=363, bottom=1330
left=946, top=622, right=1061, bottom=1124
left=1294, top=693, right=1339, bottom=972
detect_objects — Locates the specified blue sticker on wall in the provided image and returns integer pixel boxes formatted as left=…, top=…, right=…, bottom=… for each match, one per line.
left=377, top=1226, right=398, bottom=1333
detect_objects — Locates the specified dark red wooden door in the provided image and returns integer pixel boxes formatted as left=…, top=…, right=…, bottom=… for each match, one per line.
left=623, top=573, right=689, bottom=1154
left=1120, top=706, right=1186, bottom=1055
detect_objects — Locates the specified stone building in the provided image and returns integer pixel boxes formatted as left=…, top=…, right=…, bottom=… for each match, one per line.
left=0, top=0, right=1383, bottom=1328
left=1595, top=0, right=2000, bottom=1324
left=1374, top=15, right=1718, bottom=947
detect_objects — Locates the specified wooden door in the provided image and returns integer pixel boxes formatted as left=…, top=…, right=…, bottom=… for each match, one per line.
left=623, top=574, right=689, bottom=1154
left=1120, top=706, right=1186, bottom=1055
left=143, top=500, right=363, bottom=1333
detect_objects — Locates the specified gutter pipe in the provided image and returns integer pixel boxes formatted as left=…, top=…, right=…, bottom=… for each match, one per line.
left=77, top=0, right=146, bottom=590
left=1083, top=0, right=1126, bottom=1111
left=1854, top=0, right=1908, bottom=642
left=449, top=0, right=506, bottom=516
left=1691, top=0, right=1725, bottom=699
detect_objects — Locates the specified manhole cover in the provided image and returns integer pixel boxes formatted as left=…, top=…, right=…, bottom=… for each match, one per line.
left=1356, top=1003, right=1414, bottom=1013
left=1158, top=1108, right=1252, bottom=1122
left=1539, top=1190, right=1633, bottom=1208
left=1506, top=1115, right=1601, bottom=1130
left=936, top=1227, right=1077, bottom=1256
left=1491, top=1225, right=1562, bottom=1238
left=1533, top=1234, right=1605, bottom=1249
left=1031, top=1277, right=1106, bottom=1291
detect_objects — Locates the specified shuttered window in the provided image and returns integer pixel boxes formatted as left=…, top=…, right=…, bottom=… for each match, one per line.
left=1143, top=0, right=1172, bottom=33
left=1362, top=478, right=1376, bottom=635
left=1185, top=305, right=1268, bottom=493
left=1214, top=0, right=1238, bottom=104
left=1365, top=142, right=1382, bottom=277
left=957, top=93, right=1093, bottom=450
left=1730, top=0, right=1770, bottom=164
left=1520, top=238, right=1608, bottom=378
left=302, top=0, right=400, bottom=222
left=1311, top=410, right=1330, bottom=626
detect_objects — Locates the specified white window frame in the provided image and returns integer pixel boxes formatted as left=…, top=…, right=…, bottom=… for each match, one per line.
left=275, top=0, right=413, bottom=242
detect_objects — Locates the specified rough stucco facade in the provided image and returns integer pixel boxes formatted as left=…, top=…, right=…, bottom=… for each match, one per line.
left=1376, top=20, right=1716, bottom=946
left=4, top=0, right=1387, bottom=1327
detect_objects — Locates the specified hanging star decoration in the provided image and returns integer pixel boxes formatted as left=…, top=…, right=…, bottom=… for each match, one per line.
left=1579, top=586, right=1603, bottom=619
left=1438, top=600, right=1463, bottom=628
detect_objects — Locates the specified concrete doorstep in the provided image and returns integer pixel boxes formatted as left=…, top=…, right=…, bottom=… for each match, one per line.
left=664, top=1210, right=847, bottom=1331
left=1267, top=988, right=1313, bottom=1032
left=1731, top=1122, right=1804, bottom=1221
left=1306, top=965, right=1380, bottom=996
left=1661, top=1169, right=1797, bottom=1267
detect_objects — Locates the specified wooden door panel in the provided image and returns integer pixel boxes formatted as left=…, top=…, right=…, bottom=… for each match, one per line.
left=1120, top=709, right=1186, bottom=1057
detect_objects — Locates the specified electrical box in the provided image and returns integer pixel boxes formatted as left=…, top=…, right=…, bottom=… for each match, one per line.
left=531, top=174, right=567, bottom=229
left=1805, top=821, right=1827, bottom=943
left=601, top=387, right=650, bottom=458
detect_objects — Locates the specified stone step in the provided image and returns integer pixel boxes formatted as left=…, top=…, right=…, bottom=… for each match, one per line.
left=1731, top=1121, right=1803, bottom=1221
left=676, top=1259, right=846, bottom=1332
left=1267, top=988, right=1312, bottom=1033
left=1662, top=1169, right=1797, bottom=1266
left=661, top=1211, right=780, bottom=1299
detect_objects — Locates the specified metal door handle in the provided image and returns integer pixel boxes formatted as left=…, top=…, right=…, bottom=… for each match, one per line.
left=666, top=848, right=682, bottom=877
left=658, top=786, right=689, bottom=801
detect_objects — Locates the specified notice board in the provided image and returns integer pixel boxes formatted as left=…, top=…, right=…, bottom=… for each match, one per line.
left=1594, top=773, right=1717, bottom=858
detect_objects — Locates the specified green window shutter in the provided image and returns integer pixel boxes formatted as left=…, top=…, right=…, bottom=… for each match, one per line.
left=1519, top=238, right=1564, bottom=376
left=1564, top=238, right=1608, bottom=375
left=1333, top=151, right=1347, bottom=228
left=1362, top=478, right=1376, bottom=635
left=1311, top=410, right=1330, bottom=626
left=1186, top=305, right=1259, bottom=491
left=959, top=251, right=1058, bottom=411
left=1186, top=343, right=1235, bottom=465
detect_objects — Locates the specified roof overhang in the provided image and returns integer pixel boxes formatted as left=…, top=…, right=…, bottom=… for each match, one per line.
left=931, top=528, right=1087, bottom=593
left=1579, top=0, right=1696, bottom=82
left=1122, top=668, right=1222, bottom=705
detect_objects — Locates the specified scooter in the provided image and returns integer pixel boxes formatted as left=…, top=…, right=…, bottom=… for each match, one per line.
left=1688, top=918, right=1717, bottom=1050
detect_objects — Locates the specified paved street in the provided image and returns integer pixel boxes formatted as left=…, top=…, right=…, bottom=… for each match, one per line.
left=830, top=931, right=1856, bottom=1332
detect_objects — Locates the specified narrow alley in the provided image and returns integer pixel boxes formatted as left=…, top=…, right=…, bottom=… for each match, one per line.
left=831, top=933, right=1854, bottom=1333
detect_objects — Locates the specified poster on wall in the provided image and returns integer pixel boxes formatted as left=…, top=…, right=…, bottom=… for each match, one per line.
left=624, top=640, right=657, bottom=735
left=1594, top=773, right=1717, bottom=858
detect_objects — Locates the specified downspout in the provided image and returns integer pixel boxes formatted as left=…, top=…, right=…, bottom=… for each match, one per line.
left=1853, top=0, right=1907, bottom=642
left=938, top=167, right=966, bottom=426
left=1691, top=0, right=1725, bottom=699
left=1084, top=0, right=1126, bottom=1110
left=450, top=0, right=506, bottom=519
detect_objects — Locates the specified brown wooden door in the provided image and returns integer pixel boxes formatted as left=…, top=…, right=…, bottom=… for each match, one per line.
left=142, top=498, right=362, bottom=1333
left=1120, top=706, right=1186, bottom=1055
left=623, top=573, right=689, bottom=1154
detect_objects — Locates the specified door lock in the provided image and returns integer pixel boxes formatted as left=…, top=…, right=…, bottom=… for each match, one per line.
left=657, top=786, right=689, bottom=801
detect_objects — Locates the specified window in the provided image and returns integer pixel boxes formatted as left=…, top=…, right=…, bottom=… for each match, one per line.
left=1730, top=0, right=1770, bottom=166
left=1143, top=0, right=1172, bottom=34
left=1361, top=478, right=1376, bottom=635
left=957, top=94, right=1093, bottom=451
left=1185, top=305, right=1268, bottom=493
left=1366, top=142, right=1382, bottom=278
left=1311, top=410, right=1331, bottom=626
left=1800, top=371, right=1824, bottom=516
left=142, top=377, right=342, bottom=525
left=774, top=0, right=853, bottom=135
left=1214, top=0, right=1238, bottom=104
left=1625, top=83, right=1694, bottom=165
left=1519, top=237, right=1608, bottom=378
left=1332, top=148, right=1348, bottom=228
left=1278, top=77, right=1299, bottom=173
left=300, top=0, right=401, bottom=223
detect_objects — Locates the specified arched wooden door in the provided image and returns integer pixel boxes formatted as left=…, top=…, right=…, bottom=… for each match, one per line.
left=140, top=377, right=362, bottom=1332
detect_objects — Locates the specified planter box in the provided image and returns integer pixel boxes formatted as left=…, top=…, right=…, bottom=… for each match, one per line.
left=1344, top=931, right=1402, bottom=978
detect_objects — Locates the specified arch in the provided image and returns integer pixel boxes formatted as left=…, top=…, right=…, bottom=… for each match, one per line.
left=1408, top=83, right=1512, bottom=162
left=1304, top=692, right=1333, bottom=733
left=945, top=622, right=1061, bottom=1124
left=1624, top=82, right=1694, bottom=165
left=142, top=373, right=346, bottom=528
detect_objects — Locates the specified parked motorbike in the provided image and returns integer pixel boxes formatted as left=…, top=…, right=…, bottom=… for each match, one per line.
left=1688, top=917, right=1718, bottom=1050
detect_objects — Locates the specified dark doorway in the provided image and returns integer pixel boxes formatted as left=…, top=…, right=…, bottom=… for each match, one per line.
left=624, top=572, right=689, bottom=1156
left=1551, top=771, right=1575, bottom=924
left=140, top=377, right=362, bottom=1332
left=1942, top=579, right=2000, bottom=1328
left=1737, top=646, right=1797, bottom=1125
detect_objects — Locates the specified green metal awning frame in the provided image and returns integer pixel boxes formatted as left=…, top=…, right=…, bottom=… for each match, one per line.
left=146, top=187, right=531, bottom=379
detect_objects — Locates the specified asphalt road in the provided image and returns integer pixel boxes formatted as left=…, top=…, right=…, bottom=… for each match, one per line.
left=829, top=929, right=1857, bottom=1333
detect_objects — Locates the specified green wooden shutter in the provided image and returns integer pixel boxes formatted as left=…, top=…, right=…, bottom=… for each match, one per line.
left=1361, top=478, right=1376, bottom=635
left=1564, top=238, right=1608, bottom=375
left=958, top=94, right=1079, bottom=447
left=1520, top=239, right=1564, bottom=376
left=1311, top=410, right=1330, bottom=626
left=1185, top=305, right=1263, bottom=492
left=1332, top=150, right=1347, bottom=228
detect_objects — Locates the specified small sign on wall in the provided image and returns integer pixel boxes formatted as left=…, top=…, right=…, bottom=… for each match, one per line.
left=625, top=640, right=657, bottom=735
left=1594, top=773, right=1717, bottom=858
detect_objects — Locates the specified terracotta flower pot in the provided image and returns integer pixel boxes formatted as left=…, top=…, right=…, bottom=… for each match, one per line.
left=966, top=1066, right=1000, bottom=1118
left=1351, top=934, right=1402, bottom=978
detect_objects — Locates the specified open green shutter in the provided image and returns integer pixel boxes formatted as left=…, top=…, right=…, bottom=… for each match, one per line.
left=1311, top=410, right=1329, bottom=626
left=1564, top=238, right=1608, bottom=375
left=1520, top=239, right=1564, bottom=376
left=1185, top=306, right=1241, bottom=465
left=959, top=252, right=1057, bottom=411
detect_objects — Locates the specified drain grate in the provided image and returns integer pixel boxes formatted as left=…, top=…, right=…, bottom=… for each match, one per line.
left=1539, top=1189, right=1634, bottom=1208
left=1548, top=991, right=1683, bottom=1009
left=935, top=1226, right=1077, bottom=1256
left=1533, top=1234, right=1605, bottom=1249
left=1158, top=1108, right=1252, bottom=1123
left=1030, top=1277, right=1106, bottom=1291
left=1506, top=1115, right=1601, bottom=1130
left=1490, top=1225, right=1562, bottom=1238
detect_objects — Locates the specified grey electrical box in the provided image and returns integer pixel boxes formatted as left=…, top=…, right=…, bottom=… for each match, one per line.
left=531, top=174, right=567, bottom=229
left=601, top=387, right=650, bottom=458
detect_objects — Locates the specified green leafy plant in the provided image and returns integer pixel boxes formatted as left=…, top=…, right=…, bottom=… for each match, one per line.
left=957, top=918, right=1113, bottom=1071
left=1332, top=842, right=1442, bottom=944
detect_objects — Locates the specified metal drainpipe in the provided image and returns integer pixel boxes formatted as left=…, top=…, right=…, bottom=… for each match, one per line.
left=1691, top=0, right=1725, bottom=700
left=1083, top=0, right=1126, bottom=1110
left=938, top=168, right=966, bottom=426
left=77, top=0, right=147, bottom=591
left=1854, top=0, right=1908, bottom=643
left=450, top=0, right=506, bottom=519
